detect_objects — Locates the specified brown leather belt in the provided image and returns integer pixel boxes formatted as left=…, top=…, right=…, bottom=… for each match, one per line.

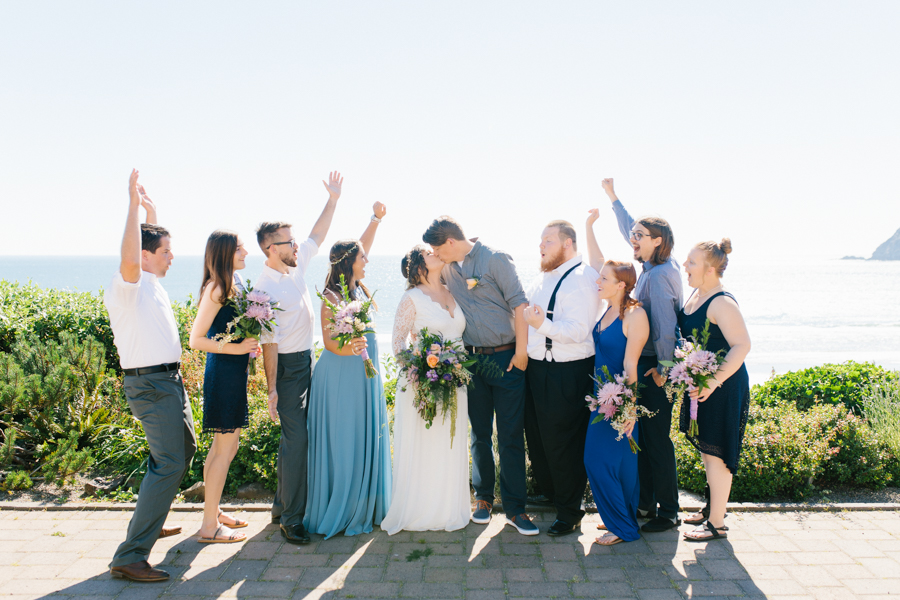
left=465, top=343, right=515, bottom=355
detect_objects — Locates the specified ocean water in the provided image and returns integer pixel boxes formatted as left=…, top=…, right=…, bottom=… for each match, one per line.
left=2, top=255, right=898, bottom=385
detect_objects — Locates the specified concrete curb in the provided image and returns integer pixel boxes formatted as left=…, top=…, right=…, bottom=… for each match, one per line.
left=1, top=501, right=898, bottom=513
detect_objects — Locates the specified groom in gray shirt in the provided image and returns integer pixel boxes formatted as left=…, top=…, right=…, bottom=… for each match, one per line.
left=424, top=216, right=539, bottom=536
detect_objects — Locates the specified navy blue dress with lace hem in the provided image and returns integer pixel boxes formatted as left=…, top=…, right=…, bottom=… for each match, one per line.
left=676, top=291, right=750, bottom=475
left=202, top=300, right=250, bottom=434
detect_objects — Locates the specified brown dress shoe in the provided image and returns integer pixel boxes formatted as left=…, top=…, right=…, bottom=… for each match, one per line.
left=110, top=560, right=170, bottom=582
left=159, top=526, right=182, bottom=538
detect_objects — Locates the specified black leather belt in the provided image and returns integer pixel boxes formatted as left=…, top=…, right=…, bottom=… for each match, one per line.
left=465, top=343, right=515, bottom=355
left=123, top=362, right=181, bottom=377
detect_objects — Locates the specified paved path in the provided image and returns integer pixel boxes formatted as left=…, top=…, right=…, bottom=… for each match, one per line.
left=1, top=508, right=898, bottom=599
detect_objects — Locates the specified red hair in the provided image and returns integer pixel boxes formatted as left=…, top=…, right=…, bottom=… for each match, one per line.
left=604, top=260, right=642, bottom=320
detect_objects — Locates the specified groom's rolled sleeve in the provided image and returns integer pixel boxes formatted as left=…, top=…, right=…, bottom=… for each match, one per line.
left=490, top=253, right=527, bottom=310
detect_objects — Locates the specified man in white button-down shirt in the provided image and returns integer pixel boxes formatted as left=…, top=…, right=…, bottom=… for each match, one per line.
left=523, top=220, right=601, bottom=538
left=106, top=170, right=196, bottom=583
left=253, top=172, right=343, bottom=545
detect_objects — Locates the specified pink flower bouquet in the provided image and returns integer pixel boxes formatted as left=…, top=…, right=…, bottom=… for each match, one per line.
left=585, top=366, right=654, bottom=453
left=214, top=281, right=281, bottom=375
left=660, top=321, right=725, bottom=437
left=317, top=275, right=378, bottom=378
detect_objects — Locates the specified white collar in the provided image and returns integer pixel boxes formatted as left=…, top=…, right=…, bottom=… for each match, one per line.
left=549, top=254, right=583, bottom=275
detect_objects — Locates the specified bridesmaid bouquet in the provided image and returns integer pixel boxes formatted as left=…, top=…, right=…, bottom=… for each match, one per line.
left=214, top=280, right=281, bottom=375
left=317, top=275, right=378, bottom=378
left=396, top=328, right=476, bottom=448
left=660, top=321, right=726, bottom=437
left=586, top=366, right=654, bottom=453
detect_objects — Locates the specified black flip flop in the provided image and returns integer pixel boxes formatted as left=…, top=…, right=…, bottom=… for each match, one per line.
left=684, top=521, right=727, bottom=542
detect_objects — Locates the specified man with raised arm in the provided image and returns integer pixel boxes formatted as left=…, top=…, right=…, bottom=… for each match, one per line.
left=254, top=171, right=343, bottom=545
left=593, top=177, right=684, bottom=533
left=106, top=170, right=197, bottom=583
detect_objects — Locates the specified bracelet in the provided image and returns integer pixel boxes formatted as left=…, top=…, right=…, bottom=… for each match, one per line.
left=371, top=215, right=382, bottom=223
left=711, top=376, right=722, bottom=388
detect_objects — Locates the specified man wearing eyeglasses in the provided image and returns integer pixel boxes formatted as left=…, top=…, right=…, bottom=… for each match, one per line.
left=601, top=177, right=684, bottom=534
left=254, top=171, right=343, bottom=545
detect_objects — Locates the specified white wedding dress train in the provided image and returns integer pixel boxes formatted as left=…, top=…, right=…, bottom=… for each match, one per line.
left=380, top=287, right=471, bottom=534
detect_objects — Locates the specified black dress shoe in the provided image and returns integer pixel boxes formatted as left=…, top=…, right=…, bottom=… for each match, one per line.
left=271, top=515, right=281, bottom=524
left=280, top=522, right=310, bottom=544
left=547, top=519, right=581, bottom=537
left=527, top=494, right=554, bottom=506
left=641, top=516, right=681, bottom=533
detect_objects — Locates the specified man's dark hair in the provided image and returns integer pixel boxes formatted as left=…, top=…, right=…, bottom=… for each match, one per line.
left=638, top=216, right=675, bottom=266
left=422, top=216, right=466, bottom=247
left=140, top=223, right=170, bottom=254
left=256, top=221, right=292, bottom=255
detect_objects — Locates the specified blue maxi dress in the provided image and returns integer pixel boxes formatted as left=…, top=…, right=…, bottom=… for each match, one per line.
left=584, top=311, right=641, bottom=542
left=304, top=329, right=392, bottom=539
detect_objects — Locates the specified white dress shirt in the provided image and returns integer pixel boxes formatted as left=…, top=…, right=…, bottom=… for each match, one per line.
left=104, top=270, right=182, bottom=370
left=254, top=237, right=318, bottom=354
left=526, top=255, right=601, bottom=362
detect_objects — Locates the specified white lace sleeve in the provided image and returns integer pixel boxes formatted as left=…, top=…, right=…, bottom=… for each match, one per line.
left=392, top=293, right=417, bottom=356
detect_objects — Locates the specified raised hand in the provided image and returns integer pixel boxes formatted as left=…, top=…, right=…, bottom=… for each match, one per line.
left=586, top=208, right=600, bottom=227
left=138, top=184, right=158, bottom=225
left=373, top=201, right=386, bottom=219
left=601, top=178, right=617, bottom=201
left=128, top=169, right=141, bottom=208
left=323, top=171, right=343, bottom=202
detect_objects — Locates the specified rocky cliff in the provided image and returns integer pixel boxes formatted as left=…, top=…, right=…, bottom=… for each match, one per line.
left=871, top=228, right=900, bottom=260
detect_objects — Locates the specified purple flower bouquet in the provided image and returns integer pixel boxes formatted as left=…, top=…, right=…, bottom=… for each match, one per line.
left=586, top=366, right=654, bottom=453
left=214, top=281, right=281, bottom=375
left=660, top=321, right=726, bottom=438
left=317, top=275, right=378, bottom=378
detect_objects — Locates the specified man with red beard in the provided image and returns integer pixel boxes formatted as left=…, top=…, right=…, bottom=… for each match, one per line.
left=523, top=220, right=601, bottom=536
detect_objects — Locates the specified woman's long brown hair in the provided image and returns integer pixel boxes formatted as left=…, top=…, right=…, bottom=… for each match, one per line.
left=200, top=229, right=238, bottom=302
left=324, top=239, right=377, bottom=309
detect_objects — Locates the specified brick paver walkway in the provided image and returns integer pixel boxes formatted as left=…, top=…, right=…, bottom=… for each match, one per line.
left=1, top=508, right=898, bottom=599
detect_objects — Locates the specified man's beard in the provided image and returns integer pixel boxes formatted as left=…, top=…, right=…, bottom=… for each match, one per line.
left=282, top=251, right=298, bottom=268
left=540, top=247, right=566, bottom=272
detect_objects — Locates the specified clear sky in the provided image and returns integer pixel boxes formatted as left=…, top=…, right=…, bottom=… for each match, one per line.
left=1, top=1, right=898, bottom=262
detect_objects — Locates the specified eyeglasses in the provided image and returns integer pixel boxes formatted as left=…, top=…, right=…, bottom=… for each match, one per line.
left=270, top=239, right=298, bottom=249
left=629, top=230, right=654, bottom=242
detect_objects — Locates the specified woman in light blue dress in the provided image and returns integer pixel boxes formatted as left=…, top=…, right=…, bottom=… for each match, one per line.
left=304, top=203, right=392, bottom=539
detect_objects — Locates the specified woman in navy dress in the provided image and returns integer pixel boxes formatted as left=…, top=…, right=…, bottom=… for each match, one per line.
left=583, top=258, right=649, bottom=546
left=678, top=239, right=751, bottom=541
left=189, top=230, right=260, bottom=543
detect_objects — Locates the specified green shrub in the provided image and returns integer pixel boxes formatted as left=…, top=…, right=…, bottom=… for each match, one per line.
left=42, top=431, right=95, bottom=487
left=674, top=398, right=900, bottom=502
left=1, top=470, right=33, bottom=491
left=752, top=361, right=899, bottom=413
left=0, top=281, right=119, bottom=370
left=861, top=382, right=900, bottom=458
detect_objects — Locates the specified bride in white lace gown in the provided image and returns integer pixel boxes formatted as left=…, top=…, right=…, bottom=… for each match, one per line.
left=381, top=247, right=471, bottom=534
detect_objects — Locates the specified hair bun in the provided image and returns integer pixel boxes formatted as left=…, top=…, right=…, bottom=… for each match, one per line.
left=719, top=238, right=733, bottom=255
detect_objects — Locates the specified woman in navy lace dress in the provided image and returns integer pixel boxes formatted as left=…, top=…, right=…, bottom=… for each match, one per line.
left=189, top=230, right=260, bottom=543
left=678, top=239, right=751, bottom=542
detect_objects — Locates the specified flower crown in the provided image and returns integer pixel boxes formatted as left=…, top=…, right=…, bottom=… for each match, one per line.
left=330, top=247, right=356, bottom=266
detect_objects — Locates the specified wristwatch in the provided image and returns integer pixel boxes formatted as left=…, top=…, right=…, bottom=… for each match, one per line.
left=371, top=215, right=382, bottom=223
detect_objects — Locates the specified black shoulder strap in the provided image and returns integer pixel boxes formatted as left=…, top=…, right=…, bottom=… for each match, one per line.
left=544, top=262, right=582, bottom=361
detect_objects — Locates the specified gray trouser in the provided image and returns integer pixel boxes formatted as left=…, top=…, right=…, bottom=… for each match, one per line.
left=111, top=370, right=197, bottom=567
left=271, top=350, right=311, bottom=527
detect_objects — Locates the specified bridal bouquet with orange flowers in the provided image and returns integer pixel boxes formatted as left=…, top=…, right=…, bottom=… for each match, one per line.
left=396, top=329, right=476, bottom=448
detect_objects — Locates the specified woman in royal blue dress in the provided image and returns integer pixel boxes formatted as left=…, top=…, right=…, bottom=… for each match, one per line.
left=189, top=230, right=260, bottom=543
left=678, top=239, right=750, bottom=542
left=304, top=203, right=392, bottom=539
left=583, top=258, right=650, bottom=545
